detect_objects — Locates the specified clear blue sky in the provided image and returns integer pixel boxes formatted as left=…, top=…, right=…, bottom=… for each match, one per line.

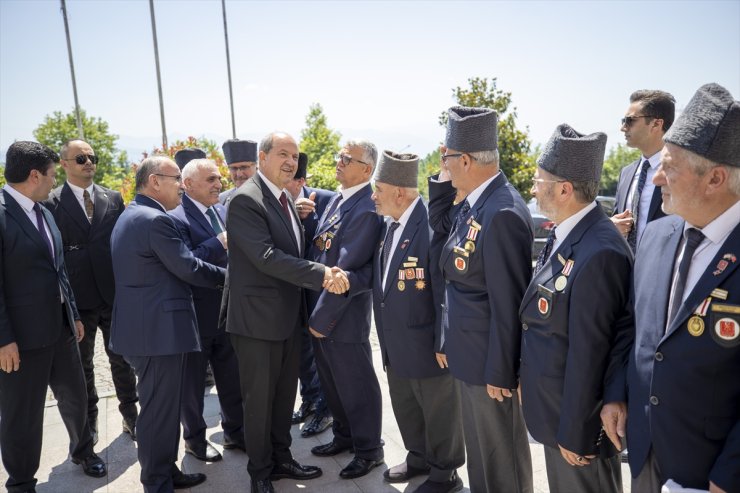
left=1, top=0, right=738, bottom=162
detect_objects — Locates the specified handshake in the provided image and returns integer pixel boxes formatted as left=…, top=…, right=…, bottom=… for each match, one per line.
left=323, top=266, right=349, bottom=294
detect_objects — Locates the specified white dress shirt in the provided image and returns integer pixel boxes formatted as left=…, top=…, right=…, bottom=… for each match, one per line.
left=382, top=196, right=421, bottom=289
left=3, top=184, right=56, bottom=259
left=551, top=202, right=598, bottom=255
left=626, top=149, right=662, bottom=244
left=258, top=170, right=302, bottom=249
left=66, top=181, right=95, bottom=216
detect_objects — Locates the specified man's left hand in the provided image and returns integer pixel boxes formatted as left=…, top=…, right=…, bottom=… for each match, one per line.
left=309, top=327, right=325, bottom=339
left=295, top=193, right=317, bottom=220
left=600, top=401, right=626, bottom=451
left=74, top=320, right=84, bottom=342
left=486, top=385, right=513, bottom=402
left=558, top=444, right=596, bottom=467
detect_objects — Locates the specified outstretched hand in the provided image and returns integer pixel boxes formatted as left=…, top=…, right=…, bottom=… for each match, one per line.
left=323, top=266, right=349, bottom=294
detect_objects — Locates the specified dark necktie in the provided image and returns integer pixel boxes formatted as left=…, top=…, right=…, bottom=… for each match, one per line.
left=279, top=192, right=291, bottom=222
left=83, top=189, right=94, bottom=222
left=627, top=159, right=650, bottom=250
left=324, top=193, right=343, bottom=224
left=667, top=228, right=705, bottom=328
left=451, top=199, right=471, bottom=236
left=534, top=227, right=557, bottom=275
left=382, top=222, right=401, bottom=275
left=33, top=203, right=54, bottom=259
left=206, top=207, right=224, bottom=234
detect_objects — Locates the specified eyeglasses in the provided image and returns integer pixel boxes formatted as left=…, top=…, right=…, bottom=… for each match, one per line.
left=153, top=173, right=182, bottom=183
left=335, top=153, right=369, bottom=167
left=532, top=178, right=566, bottom=186
left=441, top=153, right=464, bottom=164
left=63, top=154, right=99, bottom=165
left=621, top=115, right=657, bottom=127
left=228, top=164, right=254, bottom=172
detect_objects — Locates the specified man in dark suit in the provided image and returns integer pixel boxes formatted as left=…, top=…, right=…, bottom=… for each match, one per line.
left=223, top=131, right=348, bottom=493
left=519, top=125, right=632, bottom=492
left=43, top=139, right=138, bottom=445
left=371, top=151, right=465, bottom=493
left=219, top=139, right=258, bottom=208
left=110, top=156, right=225, bottom=493
left=429, top=106, right=534, bottom=492
left=1, top=141, right=106, bottom=493
left=307, top=140, right=385, bottom=480
left=169, top=158, right=244, bottom=462
left=612, top=90, right=675, bottom=250
left=603, top=83, right=740, bottom=493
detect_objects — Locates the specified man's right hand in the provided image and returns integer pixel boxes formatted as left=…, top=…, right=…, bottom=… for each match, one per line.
left=611, top=210, right=633, bottom=237
left=323, top=266, right=349, bottom=294
left=438, top=145, right=452, bottom=182
left=217, top=231, right=228, bottom=249
left=0, top=342, right=20, bottom=373
left=600, top=401, right=627, bottom=451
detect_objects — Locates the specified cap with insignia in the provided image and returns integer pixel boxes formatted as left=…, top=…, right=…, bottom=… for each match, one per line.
left=295, top=152, right=308, bottom=180
left=537, top=124, right=607, bottom=183
left=222, top=139, right=258, bottom=165
left=445, top=106, right=498, bottom=152
left=374, top=150, right=419, bottom=188
left=174, top=148, right=206, bottom=170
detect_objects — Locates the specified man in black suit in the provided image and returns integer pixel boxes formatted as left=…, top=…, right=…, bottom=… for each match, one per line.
left=43, top=139, right=138, bottom=445
left=223, top=132, right=348, bottom=493
left=1, top=141, right=106, bottom=493
left=612, top=90, right=675, bottom=250
left=219, top=139, right=258, bottom=208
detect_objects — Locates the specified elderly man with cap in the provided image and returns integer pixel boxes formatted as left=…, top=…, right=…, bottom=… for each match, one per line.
left=220, top=139, right=258, bottom=207
left=604, top=83, right=740, bottom=493
left=371, top=150, right=465, bottom=493
left=174, top=148, right=207, bottom=170
left=429, top=106, right=534, bottom=492
left=519, top=125, right=632, bottom=492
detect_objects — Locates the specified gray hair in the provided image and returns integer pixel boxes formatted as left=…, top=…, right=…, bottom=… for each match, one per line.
left=346, top=139, right=378, bottom=168
left=571, top=180, right=600, bottom=203
left=182, top=158, right=218, bottom=181
left=685, top=150, right=740, bottom=196
left=135, top=155, right=169, bottom=192
left=469, top=149, right=500, bottom=167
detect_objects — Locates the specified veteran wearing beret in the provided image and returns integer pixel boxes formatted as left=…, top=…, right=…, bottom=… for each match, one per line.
left=220, top=139, right=258, bottom=207
left=519, top=125, right=632, bottom=492
left=429, top=106, right=534, bottom=492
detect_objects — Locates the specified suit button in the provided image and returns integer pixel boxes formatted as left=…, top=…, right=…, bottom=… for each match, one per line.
left=445, top=280, right=450, bottom=284
left=380, top=302, right=385, bottom=308
left=655, top=352, right=664, bottom=361
left=522, top=323, right=528, bottom=331
left=649, top=395, right=659, bottom=406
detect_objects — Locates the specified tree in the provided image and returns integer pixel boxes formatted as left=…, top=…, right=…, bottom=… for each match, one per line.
left=299, top=103, right=341, bottom=191
left=600, top=143, right=641, bottom=196
left=418, top=148, right=440, bottom=199
left=439, top=77, right=537, bottom=200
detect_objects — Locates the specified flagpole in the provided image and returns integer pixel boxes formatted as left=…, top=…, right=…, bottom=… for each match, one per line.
left=221, top=0, right=236, bottom=138
left=149, top=0, right=168, bottom=149
left=60, top=0, right=84, bottom=139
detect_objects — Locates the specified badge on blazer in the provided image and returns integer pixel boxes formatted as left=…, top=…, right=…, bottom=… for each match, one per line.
left=709, top=303, right=740, bottom=347
left=464, top=240, right=476, bottom=253
left=403, top=262, right=417, bottom=268
left=415, top=280, right=426, bottom=290
left=401, top=239, right=410, bottom=250
left=405, top=268, right=416, bottom=280
left=711, top=288, right=729, bottom=300
left=687, top=316, right=705, bottom=336
left=537, top=284, right=554, bottom=318
left=713, top=253, right=736, bottom=276
left=325, top=239, right=332, bottom=250
left=408, top=256, right=418, bottom=262
left=454, top=256, right=467, bottom=273
left=397, top=280, right=406, bottom=291
left=554, top=275, right=567, bottom=292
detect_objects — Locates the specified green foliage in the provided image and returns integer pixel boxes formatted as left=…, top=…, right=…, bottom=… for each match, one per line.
left=300, top=103, right=341, bottom=191
left=600, top=143, right=641, bottom=196
left=0, top=166, right=5, bottom=188
left=418, top=148, right=440, bottom=199
left=439, top=77, right=537, bottom=200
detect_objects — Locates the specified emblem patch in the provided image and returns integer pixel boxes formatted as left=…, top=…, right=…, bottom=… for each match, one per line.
left=454, top=257, right=467, bottom=272
left=538, top=297, right=550, bottom=316
left=713, top=317, right=739, bottom=347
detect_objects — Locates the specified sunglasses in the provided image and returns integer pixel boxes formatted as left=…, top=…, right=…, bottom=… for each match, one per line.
left=64, top=154, right=99, bottom=165
left=335, top=153, right=369, bottom=167
left=621, top=115, right=656, bottom=127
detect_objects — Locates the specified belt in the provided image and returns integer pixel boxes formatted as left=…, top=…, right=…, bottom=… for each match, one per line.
left=64, top=244, right=86, bottom=251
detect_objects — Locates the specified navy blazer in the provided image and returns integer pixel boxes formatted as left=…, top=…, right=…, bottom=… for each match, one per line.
left=0, top=189, right=80, bottom=350
left=372, top=199, right=447, bottom=379
left=301, top=185, right=333, bottom=252
left=307, top=183, right=383, bottom=342
left=109, top=194, right=225, bottom=357
left=614, top=158, right=665, bottom=223
left=430, top=174, right=534, bottom=388
left=43, top=182, right=123, bottom=310
left=169, top=194, right=227, bottom=339
left=219, top=187, right=236, bottom=209
left=627, top=215, right=740, bottom=492
left=519, top=206, right=633, bottom=457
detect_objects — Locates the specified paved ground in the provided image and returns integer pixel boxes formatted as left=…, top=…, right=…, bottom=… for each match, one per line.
left=11, top=330, right=631, bottom=493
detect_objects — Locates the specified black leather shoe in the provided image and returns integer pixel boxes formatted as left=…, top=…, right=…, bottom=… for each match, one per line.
left=339, top=457, right=384, bottom=479
left=185, top=440, right=223, bottom=462
left=72, top=453, right=107, bottom=478
left=172, top=470, right=206, bottom=489
left=383, top=462, right=430, bottom=483
left=223, top=438, right=246, bottom=452
left=301, top=413, right=333, bottom=437
left=122, top=417, right=136, bottom=441
left=311, top=440, right=353, bottom=457
left=291, top=401, right=315, bottom=424
left=250, top=479, right=274, bottom=493
left=413, top=471, right=463, bottom=493
left=270, top=459, right=322, bottom=480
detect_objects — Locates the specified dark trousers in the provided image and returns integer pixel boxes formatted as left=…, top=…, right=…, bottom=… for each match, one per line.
left=78, top=304, right=138, bottom=425
left=230, top=329, right=301, bottom=481
left=125, top=354, right=184, bottom=493
left=631, top=448, right=662, bottom=493
left=297, top=325, right=328, bottom=415
left=544, top=446, right=622, bottom=493
left=181, top=332, right=243, bottom=446
left=0, top=330, right=94, bottom=493
left=387, top=367, right=465, bottom=482
left=313, top=337, right=383, bottom=461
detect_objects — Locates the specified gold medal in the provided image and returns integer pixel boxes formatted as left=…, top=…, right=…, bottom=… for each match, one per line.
left=687, top=316, right=705, bottom=337
left=415, top=280, right=425, bottom=290
left=397, top=280, right=406, bottom=291
left=464, top=240, right=476, bottom=253
left=554, top=275, right=567, bottom=292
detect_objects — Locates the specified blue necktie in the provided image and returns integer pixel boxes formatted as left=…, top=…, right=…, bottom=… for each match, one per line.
left=206, top=207, right=224, bottom=234
left=667, top=228, right=705, bottom=327
left=534, top=227, right=557, bottom=275
left=382, top=222, right=401, bottom=274
left=627, top=159, right=650, bottom=250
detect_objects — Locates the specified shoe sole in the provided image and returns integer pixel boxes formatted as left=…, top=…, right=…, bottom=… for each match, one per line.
left=184, top=449, right=223, bottom=462
left=270, top=470, right=322, bottom=481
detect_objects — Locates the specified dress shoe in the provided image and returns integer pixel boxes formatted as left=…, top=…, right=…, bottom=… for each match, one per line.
left=223, top=438, right=246, bottom=452
left=270, top=459, right=322, bottom=480
left=311, top=440, right=353, bottom=457
left=72, top=453, right=107, bottom=478
left=172, top=470, right=206, bottom=489
left=122, top=417, right=136, bottom=441
left=383, top=462, right=430, bottom=483
left=291, top=401, right=315, bottom=424
left=301, top=413, right=333, bottom=437
left=250, top=479, right=274, bottom=493
left=185, top=440, right=223, bottom=462
left=339, top=457, right=384, bottom=479
left=413, top=471, right=463, bottom=493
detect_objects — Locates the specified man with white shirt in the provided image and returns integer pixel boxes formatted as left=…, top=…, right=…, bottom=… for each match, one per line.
left=612, top=90, right=675, bottom=250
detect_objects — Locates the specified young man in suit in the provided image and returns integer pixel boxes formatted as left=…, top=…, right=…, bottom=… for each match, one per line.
left=429, top=106, right=534, bottom=492
left=220, top=139, right=258, bottom=208
left=520, top=125, right=632, bottom=492
left=169, top=159, right=244, bottom=462
left=371, top=150, right=465, bottom=493
left=1, top=141, right=106, bottom=493
left=43, top=139, right=138, bottom=445
left=110, top=156, right=226, bottom=493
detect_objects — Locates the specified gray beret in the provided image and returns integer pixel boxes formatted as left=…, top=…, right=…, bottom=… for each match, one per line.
left=664, top=83, right=739, bottom=167
left=537, top=124, right=607, bottom=183
left=222, top=139, right=258, bottom=165
left=374, top=150, right=419, bottom=188
left=174, top=148, right=206, bottom=170
left=295, top=152, right=308, bottom=180
left=445, top=106, right=498, bottom=152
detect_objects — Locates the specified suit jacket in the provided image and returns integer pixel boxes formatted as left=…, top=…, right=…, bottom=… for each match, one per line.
left=430, top=173, right=534, bottom=387
left=627, top=215, right=740, bottom=492
left=222, top=174, right=326, bottom=341
left=614, top=158, right=665, bottom=223
left=169, top=194, right=227, bottom=339
left=219, top=187, right=238, bottom=210
left=301, top=185, right=333, bottom=252
left=109, top=194, right=225, bottom=357
left=306, top=183, right=382, bottom=342
left=518, top=206, right=633, bottom=457
left=43, top=182, right=123, bottom=310
left=372, top=199, right=446, bottom=379
left=0, top=189, right=79, bottom=350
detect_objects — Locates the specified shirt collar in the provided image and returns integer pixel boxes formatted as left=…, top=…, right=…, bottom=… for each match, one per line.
left=555, top=201, right=598, bottom=244
left=642, top=149, right=662, bottom=168
left=185, top=193, right=211, bottom=215
left=258, top=170, right=286, bottom=201
left=339, top=181, right=370, bottom=201
left=466, top=172, right=500, bottom=209
left=67, top=181, right=94, bottom=201
left=686, top=199, right=740, bottom=246
left=2, top=184, right=35, bottom=212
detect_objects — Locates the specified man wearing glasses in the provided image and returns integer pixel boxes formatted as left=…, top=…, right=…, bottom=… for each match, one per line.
left=612, top=90, right=675, bottom=251
left=43, top=139, right=138, bottom=447
left=220, top=139, right=258, bottom=208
